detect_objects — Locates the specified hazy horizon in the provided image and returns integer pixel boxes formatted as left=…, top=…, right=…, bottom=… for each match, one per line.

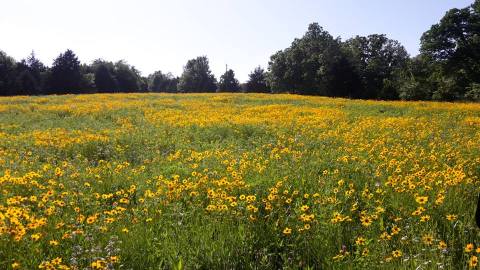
left=1, top=0, right=473, bottom=82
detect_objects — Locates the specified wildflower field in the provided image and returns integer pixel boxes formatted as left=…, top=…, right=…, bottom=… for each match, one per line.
left=0, top=93, right=479, bottom=269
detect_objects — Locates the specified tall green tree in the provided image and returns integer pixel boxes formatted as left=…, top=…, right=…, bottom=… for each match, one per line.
left=177, top=56, right=217, bottom=93
left=114, top=60, right=142, bottom=92
left=80, top=63, right=96, bottom=93
left=343, top=34, right=409, bottom=99
left=47, top=49, right=83, bottom=94
left=245, top=67, right=270, bottom=93
left=148, top=71, right=178, bottom=93
left=0, top=50, right=18, bottom=96
left=24, top=51, right=47, bottom=94
left=397, top=55, right=435, bottom=100
left=267, top=50, right=290, bottom=93
left=218, top=69, right=240, bottom=92
left=15, top=60, right=38, bottom=95
left=14, top=51, right=47, bottom=95
left=420, top=0, right=480, bottom=100
left=93, top=60, right=118, bottom=93
left=268, top=23, right=358, bottom=97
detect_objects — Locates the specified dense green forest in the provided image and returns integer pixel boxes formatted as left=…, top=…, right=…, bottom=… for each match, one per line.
left=1, top=0, right=479, bottom=101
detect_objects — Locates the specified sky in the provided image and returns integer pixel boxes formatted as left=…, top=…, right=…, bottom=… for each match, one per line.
left=1, top=0, right=474, bottom=82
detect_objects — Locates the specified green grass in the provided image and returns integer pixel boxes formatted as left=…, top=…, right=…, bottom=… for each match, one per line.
left=0, top=93, right=479, bottom=269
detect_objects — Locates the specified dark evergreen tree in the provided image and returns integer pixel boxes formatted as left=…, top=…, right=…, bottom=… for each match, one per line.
left=47, top=49, right=83, bottom=94
left=16, top=52, right=46, bottom=94
left=245, top=67, right=269, bottom=93
left=25, top=51, right=47, bottom=94
left=11, top=52, right=48, bottom=95
left=218, top=69, right=240, bottom=92
left=15, top=60, right=38, bottom=95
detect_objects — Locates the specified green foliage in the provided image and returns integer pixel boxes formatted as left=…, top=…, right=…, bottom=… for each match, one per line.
left=0, top=93, right=478, bottom=269
left=14, top=51, right=47, bottom=95
left=47, top=49, right=84, bottom=94
left=465, top=83, right=480, bottom=101
left=420, top=0, right=480, bottom=100
left=114, top=60, right=143, bottom=92
left=245, top=66, right=270, bottom=93
left=0, top=50, right=18, bottom=96
left=217, top=69, right=240, bottom=92
left=15, top=69, right=38, bottom=95
left=148, top=71, right=178, bottom=93
left=397, top=56, right=434, bottom=100
left=177, top=56, right=217, bottom=93
left=93, top=60, right=118, bottom=93
left=344, top=34, right=409, bottom=100
left=268, top=23, right=358, bottom=97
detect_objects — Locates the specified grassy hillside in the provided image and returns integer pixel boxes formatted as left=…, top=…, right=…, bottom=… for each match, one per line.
left=0, top=93, right=479, bottom=269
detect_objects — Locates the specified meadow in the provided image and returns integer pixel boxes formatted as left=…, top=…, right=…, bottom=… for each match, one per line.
left=0, top=93, right=479, bottom=269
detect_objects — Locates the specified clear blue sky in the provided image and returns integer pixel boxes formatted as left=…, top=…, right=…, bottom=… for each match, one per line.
left=1, top=0, right=474, bottom=82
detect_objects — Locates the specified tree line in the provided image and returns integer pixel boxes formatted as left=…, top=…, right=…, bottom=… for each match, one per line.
left=1, top=0, right=479, bottom=101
